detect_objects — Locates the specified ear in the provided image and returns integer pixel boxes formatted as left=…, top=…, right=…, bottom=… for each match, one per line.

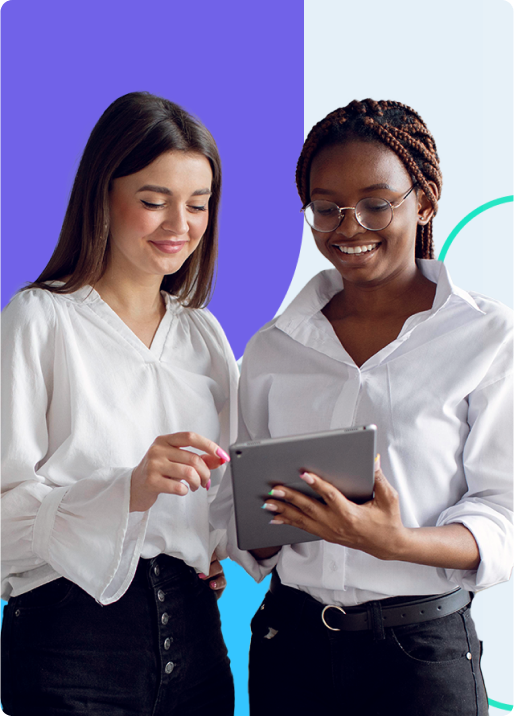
left=416, top=181, right=439, bottom=226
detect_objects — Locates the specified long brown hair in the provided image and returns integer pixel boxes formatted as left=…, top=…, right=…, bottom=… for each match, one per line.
left=296, top=99, right=443, bottom=259
left=27, top=92, right=222, bottom=308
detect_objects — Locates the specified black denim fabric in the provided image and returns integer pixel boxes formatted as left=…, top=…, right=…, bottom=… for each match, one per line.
left=1, top=555, right=234, bottom=716
left=249, top=589, right=489, bottom=716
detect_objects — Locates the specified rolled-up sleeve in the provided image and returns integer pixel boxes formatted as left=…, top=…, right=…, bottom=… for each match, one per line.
left=437, top=336, right=513, bottom=591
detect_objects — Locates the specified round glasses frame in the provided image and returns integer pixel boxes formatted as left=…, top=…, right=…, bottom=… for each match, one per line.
left=301, top=184, right=417, bottom=233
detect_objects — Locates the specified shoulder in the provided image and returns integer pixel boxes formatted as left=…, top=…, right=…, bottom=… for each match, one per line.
left=455, top=292, right=513, bottom=387
left=1, top=289, right=62, bottom=367
left=427, top=259, right=512, bottom=340
left=243, top=316, right=280, bottom=357
left=172, top=300, right=238, bottom=364
left=2, top=288, right=58, bottom=332
left=178, top=302, right=227, bottom=343
left=468, top=292, right=513, bottom=335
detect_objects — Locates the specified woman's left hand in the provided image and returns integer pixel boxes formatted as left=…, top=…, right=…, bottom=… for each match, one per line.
left=198, top=553, right=226, bottom=599
left=264, top=459, right=407, bottom=561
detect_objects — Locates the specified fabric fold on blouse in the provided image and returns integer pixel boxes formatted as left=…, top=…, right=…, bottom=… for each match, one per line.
left=212, top=260, right=513, bottom=605
left=2, top=285, right=238, bottom=604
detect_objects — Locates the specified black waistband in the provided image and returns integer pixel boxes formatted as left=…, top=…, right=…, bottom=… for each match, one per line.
left=269, top=572, right=472, bottom=633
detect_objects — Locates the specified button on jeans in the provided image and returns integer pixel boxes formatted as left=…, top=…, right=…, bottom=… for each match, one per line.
left=1, top=556, right=234, bottom=716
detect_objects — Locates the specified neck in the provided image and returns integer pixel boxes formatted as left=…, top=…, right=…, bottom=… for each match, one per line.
left=335, top=263, right=434, bottom=319
left=93, top=263, right=165, bottom=319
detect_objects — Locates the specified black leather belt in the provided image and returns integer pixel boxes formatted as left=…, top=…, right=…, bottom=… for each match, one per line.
left=269, top=571, right=471, bottom=632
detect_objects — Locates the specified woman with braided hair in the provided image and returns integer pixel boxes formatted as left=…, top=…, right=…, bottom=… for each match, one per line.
left=214, top=99, right=512, bottom=714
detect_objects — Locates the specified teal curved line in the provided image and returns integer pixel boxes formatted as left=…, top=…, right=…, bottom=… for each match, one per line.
left=488, top=698, right=513, bottom=711
left=438, top=194, right=514, bottom=713
left=438, top=195, right=513, bottom=262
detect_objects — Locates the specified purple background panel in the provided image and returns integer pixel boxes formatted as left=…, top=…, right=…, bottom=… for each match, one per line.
left=1, top=0, right=304, bottom=359
left=1, top=3, right=303, bottom=714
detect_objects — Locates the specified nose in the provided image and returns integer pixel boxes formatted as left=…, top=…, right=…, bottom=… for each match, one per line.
left=161, top=205, right=189, bottom=236
left=335, top=209, right=365, bottom=239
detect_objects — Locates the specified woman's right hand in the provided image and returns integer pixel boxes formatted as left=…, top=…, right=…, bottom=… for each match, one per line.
left=130, top=432, right=230, bottom=512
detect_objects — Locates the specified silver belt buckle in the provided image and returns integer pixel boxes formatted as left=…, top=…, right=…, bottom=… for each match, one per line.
left=321, top=604, right=347, bottom=631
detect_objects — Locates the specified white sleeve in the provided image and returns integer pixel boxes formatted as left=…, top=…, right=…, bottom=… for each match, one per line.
left=437, top=335, right=513, bottom=591
left=210, top=345, right=280, bottom=581
left=206, top=319, right=240, bottom=561
left=1, top=291, right=148, bottom=604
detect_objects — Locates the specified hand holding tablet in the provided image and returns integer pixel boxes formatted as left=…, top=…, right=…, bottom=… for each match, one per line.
left=229, top=425, right=377, bottom=550
left=261, top=455, right=410, bottom=562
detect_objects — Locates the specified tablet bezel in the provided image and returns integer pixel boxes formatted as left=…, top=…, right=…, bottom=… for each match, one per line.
left=229, top=425, right=377, bottom=551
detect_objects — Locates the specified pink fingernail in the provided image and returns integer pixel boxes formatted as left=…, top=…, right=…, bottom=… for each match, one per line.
left=270, top=519, right=284, bottom=525
left=210, top=581, right=217, bottom=589
left=299, top=472, right=315, bottom=485
left=216, top=447, right=230, bottom=463
left=198, top=573, right=207, bottom=579
left=206, top=479, right=211, bottom=490
left=374, top=454, right=381, bottom=472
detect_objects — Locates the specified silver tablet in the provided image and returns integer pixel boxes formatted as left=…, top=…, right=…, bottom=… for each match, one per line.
left=229, top=425, right=377, bottom=550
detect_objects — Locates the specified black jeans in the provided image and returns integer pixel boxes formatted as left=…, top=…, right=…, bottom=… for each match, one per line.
left=249, top=588, right=488, bottom=716
left=1, top=555, right=234, bottom=716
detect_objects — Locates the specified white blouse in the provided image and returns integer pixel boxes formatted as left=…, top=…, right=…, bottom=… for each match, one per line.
left=212, top=260, right=513, bottom=606
left=1, top=285, right=239, bottom=605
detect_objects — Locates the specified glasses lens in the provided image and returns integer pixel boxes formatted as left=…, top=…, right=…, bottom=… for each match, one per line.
left=356, top=198, right=392, bottom=231
left=304, top=201, right=340, bottom=232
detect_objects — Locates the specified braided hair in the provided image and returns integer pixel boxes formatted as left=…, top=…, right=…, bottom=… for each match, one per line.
left=296, top=99, right=442, bottom=259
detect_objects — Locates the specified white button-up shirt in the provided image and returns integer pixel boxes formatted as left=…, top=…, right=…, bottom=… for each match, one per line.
left=1, top=286, right=239, bottom=604
left=212, top=260, right=513, bottom=606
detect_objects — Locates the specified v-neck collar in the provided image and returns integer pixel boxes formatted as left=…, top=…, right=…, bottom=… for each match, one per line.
left=58, top=284, right=177, bottom=362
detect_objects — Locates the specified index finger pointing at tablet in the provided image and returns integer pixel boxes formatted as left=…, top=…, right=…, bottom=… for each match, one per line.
left=161, top=432, right=230, bottom=462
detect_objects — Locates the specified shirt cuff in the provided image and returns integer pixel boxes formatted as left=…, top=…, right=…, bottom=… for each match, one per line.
left=437, top=504, right=513, bottom=590
left=32, top=468, right=149, bottom=603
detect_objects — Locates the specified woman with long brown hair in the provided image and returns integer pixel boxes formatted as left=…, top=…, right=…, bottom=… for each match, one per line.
left=216, top=99, right=512, bottom=715
left=2, top=92, right=237, bottom=715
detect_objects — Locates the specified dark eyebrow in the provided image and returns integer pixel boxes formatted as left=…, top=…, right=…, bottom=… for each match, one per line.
left=310, top=188, right=334, bottom=196
left=136, top=184, right=212, bottom=197
left=137, top=184, right=171, bottom=195
left=362, top=183, right=397, bottom=192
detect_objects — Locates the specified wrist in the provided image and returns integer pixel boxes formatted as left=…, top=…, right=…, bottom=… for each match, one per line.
left=377, top=525, right=412, bottom=562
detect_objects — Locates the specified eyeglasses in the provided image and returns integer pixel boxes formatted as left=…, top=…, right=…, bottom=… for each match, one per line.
left=302, top=184, right=417, bottom=233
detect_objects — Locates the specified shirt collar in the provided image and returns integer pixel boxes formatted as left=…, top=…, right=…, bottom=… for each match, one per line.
left=47, top=282, right=180, bottom=313
left=275, top=259, right=485, bottom=338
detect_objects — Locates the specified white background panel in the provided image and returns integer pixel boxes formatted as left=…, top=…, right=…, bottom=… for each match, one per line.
left=286, top=0, right=513, bottom=708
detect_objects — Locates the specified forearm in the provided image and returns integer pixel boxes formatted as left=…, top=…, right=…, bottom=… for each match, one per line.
left=264, top=471, right=482, bottom=572
left=392, top=523, right=480, bottom=570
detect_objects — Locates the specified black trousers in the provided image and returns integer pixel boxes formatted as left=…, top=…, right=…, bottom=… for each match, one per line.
left=249, top=586, right=489, bottom=716
left=1, top=555, right=234, bottom=716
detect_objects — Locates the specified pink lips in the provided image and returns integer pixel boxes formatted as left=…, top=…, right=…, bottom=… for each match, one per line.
left=149, top=241, right=187, bottom=254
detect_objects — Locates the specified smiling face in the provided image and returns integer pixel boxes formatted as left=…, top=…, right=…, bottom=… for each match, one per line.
left=107, top=150, right=213, bottom=284
left=309, top=140, right=430, bottom=289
